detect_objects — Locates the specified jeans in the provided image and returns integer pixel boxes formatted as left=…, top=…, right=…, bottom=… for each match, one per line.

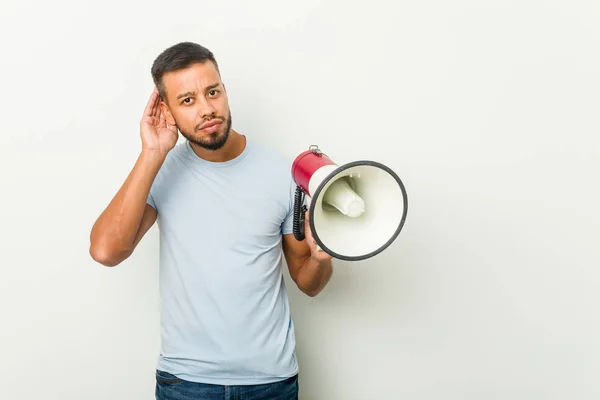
left=155, top=369, right=299, bottom=400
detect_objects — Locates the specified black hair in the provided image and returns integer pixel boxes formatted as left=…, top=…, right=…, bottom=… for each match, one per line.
left=151, top=42, right=219, bottom=101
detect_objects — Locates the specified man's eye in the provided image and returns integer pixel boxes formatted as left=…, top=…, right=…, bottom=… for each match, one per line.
left=209, top=90, right=219, bottom=96
left=183, top=98, right=192, bottom=104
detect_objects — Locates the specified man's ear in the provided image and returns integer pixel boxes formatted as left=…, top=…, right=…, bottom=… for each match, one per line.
left=160, top=101, right=176, bottom=126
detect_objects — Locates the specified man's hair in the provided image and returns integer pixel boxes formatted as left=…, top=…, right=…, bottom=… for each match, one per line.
left=151, top=42, right=219, bottom=101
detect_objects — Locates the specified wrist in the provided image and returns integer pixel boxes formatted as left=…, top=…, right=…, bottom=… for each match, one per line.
left=140, top=148, right=168, bottom=166
left=141, top=147, right=168, bottom=158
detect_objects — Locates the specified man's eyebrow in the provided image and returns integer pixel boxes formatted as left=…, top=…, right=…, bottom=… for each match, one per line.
left=175, top=84, right=221, bottom=100
left=176, top=91, right=195, bottom=100
left=205, top=83, right=221, bottom=92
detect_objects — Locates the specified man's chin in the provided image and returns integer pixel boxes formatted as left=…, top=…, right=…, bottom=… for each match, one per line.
left=185, top=132, right=228, bottom=151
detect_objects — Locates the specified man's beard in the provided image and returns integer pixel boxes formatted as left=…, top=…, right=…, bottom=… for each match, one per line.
left=180, top=112, right=232, bottom=151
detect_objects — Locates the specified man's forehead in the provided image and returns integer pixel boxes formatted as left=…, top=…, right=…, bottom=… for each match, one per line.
left=163, top=63, right=221, bottom=94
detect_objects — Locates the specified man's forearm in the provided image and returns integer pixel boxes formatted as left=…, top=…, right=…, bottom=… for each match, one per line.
left=295, top=255, right=333, bottom=297
left=90, top=149, right=165, bottom=262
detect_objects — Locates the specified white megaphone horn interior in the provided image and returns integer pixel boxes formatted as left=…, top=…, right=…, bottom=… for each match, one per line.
left=291, top=145, right=408, bottom=261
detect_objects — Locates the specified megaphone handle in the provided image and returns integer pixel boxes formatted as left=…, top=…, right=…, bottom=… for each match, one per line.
left=292, top=185, right=308, bottom=241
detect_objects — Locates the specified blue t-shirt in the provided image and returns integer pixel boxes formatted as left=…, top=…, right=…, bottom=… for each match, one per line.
left=147, top=137, right=299, bottom=385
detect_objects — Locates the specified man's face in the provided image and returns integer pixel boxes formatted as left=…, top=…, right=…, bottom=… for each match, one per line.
left=160, top=61, right=231, bottom=151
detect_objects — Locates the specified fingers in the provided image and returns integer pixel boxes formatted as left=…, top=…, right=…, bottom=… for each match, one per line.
left=157, top=112, right=167, bottom=128
left=303, top=210, right=319, bottom=251
left=303, top=211, right=312, bottom=240
left=143, top=87, right=160, bottom=118
left=143, top=90, right=157, bottom=117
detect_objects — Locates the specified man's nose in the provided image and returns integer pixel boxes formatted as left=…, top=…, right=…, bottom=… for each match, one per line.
left=198, top=98, right=216, bottom=118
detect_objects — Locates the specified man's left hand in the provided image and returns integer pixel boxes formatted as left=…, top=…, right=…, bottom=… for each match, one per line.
left=304, top=210, right=334, bottom=262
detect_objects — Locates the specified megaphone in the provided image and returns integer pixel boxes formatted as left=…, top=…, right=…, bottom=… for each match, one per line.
left=291, top=145, right=408, bottom=261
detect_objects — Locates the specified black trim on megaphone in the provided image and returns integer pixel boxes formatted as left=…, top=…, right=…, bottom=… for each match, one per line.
left=308, top=160, right=408, bottom=261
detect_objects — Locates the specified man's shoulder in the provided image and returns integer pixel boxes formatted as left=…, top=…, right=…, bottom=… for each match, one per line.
left=248, top=138, right=293, bottom=169
left=245, top=138, right=295, bottom=194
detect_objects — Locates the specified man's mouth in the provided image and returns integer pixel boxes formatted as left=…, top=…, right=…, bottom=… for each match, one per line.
left=198, top=119, right=222, bottom=133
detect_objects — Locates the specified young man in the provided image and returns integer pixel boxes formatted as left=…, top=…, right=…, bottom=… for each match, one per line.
left=89, top=42, right=333, bottom=399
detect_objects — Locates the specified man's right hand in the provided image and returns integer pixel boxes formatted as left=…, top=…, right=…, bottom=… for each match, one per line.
left=140, top=87, right=178, bottom=155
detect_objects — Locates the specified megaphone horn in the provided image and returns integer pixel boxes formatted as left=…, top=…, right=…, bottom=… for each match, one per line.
left=291, top=145, right=408, bottom=261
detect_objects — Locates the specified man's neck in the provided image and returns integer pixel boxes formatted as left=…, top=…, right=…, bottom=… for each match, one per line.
left=189, top=130, right=246, bottom=163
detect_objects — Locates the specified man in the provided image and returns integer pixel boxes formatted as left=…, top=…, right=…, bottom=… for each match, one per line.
left=89, top=41, right=333, bottom=399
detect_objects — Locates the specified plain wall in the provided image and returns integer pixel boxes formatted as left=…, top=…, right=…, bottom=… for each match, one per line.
left=1, top=0, right=598, bottom=399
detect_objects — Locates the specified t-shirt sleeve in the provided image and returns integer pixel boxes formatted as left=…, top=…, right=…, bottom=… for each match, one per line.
left=146, top=169, right=162, bottom=212
left=147, top=189, right=157, bottom=211
left=146, top=155, right=168, bottom=212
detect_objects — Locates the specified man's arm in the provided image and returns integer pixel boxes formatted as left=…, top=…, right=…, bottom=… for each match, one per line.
left=89, top=151, right=163, bottom=266
left=89, top=88, right=178, bottom=267
left=282, top=211, right=333, bottom=297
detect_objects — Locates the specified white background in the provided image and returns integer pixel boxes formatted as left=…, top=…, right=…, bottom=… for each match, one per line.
left=1, top=0, right=599, bottom=399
